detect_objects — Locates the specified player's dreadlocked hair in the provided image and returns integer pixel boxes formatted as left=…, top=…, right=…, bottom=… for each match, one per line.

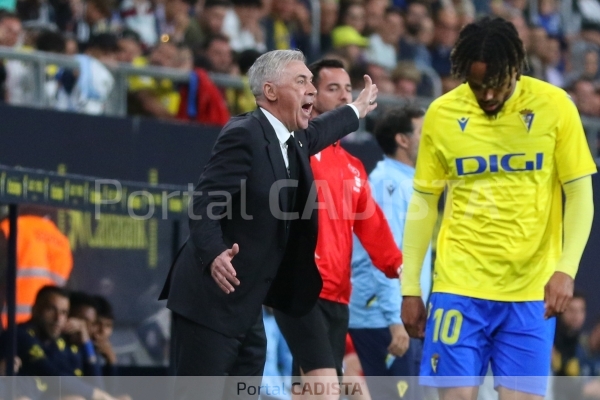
left=450, top=16, right=528, bottom=87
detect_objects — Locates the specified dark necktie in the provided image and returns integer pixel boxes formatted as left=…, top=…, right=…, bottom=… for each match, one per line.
left=286, top=136, right=298, bottom=180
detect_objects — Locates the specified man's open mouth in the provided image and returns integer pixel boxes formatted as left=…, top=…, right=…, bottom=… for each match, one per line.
left=302, top=102, right=313, bottom=115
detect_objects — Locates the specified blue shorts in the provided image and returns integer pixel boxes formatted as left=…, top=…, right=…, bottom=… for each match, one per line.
left=420, top=293, right=555, bottom=396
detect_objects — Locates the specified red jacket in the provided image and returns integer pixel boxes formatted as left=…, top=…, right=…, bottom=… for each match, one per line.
left=177, top=68, right=230, bottom=127
left=310, top=143, right=402, bottom=304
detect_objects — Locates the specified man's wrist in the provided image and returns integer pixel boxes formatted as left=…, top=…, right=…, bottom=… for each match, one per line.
left=348, top=104, right=359, bottom=118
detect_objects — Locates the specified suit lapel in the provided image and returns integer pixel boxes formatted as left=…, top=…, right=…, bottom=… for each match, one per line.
left=253, top=109, right=289, bottom=214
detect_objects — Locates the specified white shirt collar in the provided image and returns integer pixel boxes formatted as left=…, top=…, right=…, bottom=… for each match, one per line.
left=260, top=107, right=294, bottom=144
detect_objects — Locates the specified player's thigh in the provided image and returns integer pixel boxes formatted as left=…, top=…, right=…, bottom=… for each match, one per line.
left=420, top=293, right=491, bottom=388
left=491, top=301, right=555, bottom=397
left=274, top=300, right=339, bottom=377
left=348, top=328, right=393, bottom=377
left=319, top=299, right=349, bottom=378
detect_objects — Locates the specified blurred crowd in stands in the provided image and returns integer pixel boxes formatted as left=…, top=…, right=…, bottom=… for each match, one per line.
left=0, top=0, right=600, bottom=124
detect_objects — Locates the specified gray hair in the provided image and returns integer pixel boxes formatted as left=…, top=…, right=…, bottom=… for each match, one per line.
left=248, top=50, right=306, bottom=98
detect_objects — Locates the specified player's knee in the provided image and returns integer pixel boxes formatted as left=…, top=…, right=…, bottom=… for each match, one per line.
left=439, top=386, right=479, bottom=400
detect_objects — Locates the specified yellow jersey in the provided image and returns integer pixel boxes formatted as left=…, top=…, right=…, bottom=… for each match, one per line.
left=414, top=76, right=597, bottom=301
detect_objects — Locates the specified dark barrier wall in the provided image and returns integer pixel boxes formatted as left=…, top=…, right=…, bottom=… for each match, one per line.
left=1, top=104, right=600, bottom=350
left=0, top=104, right=220, bottom=184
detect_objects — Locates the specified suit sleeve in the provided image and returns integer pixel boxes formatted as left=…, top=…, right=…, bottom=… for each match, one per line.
left=353, top=177, right=402, bottom=279
left=189, top=126, right=253, bottom=267
left=304, top=106, right=359, bottom=156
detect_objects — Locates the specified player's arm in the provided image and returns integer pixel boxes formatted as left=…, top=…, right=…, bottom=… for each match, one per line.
left=353, top=179, right=402, bottom=278
left=400, top=106, right=445, bottom=338
left=544, top=176, right=594, bottom=318
left=545, top=93, right=597, bottom=318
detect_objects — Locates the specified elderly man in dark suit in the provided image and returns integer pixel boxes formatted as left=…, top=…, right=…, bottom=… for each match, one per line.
left=159, top=49, right=378, bottom=383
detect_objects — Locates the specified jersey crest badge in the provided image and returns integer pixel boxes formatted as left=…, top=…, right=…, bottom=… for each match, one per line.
left=520, top=109, right=535, bottom=132
left=457, top=117, right=469, bottom=132
left=431, top=353, right=440, bottom=373
left=386, top=183, right=396, bottom=196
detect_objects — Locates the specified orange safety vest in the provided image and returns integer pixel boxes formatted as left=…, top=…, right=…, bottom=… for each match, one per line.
left=0, top=215, right=73, bottom=325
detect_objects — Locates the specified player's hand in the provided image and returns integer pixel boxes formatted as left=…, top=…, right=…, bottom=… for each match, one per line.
left=544, top=271, right=574, bottom=319
left=388, top=324, right=410, bottom=357
left=94, top=336, right=117, bottom=364
left=401, top=296, right=427, bottom=339
left=350, top=75, right=378, bottom=118
left=210, top=244, right=240, bottom=294
left=64, top=318, right=90, bottom=343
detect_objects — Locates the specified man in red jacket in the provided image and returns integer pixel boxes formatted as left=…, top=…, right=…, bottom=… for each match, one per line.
left=274, top=59, right=403, bottom=399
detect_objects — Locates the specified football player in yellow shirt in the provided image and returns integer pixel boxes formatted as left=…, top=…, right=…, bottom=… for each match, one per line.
left=401, top=16, right=596, bottom=400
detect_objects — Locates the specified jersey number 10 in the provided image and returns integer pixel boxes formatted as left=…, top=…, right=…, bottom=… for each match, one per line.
left=432, top=309, right=464, bottom=345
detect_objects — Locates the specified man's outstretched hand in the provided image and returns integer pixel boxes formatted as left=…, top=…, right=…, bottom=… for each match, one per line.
left=401, top=296, right=427, bottom=339
left=210, top=244, right=240, bottom=294
left=350, top=75, right=379, bottom=118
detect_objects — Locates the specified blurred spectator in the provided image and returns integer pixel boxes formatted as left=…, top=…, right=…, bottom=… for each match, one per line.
left=398, top=4, right=432, bottom=68
left=444, top=0, right=475, bottom=26
left=319, top=0, right=338, bottom=54
left=581, top=319, right=600, bottom=375
left=404, top=0, right=429, bottom=43
left=533, top=0, right=561, bottom=37
left=526, top=24, right=548, bottom=80
left=222, top=0, right=266, bottom=53
left=569, top=79, right=600, bottom=117
left=552, top=292, right=591, bottom=400
left=0, top=212, right=73, bottom=326
left=429, top=7, right=459, bottom=78
left=367, top=62, right=395, bottom=94
left=202, top=33, right=235, bottom=74
left=0, top=12, right=35, bottom=105
left=93, top=295, right=118, bottom=376
left=118, top=0, right=158, bottom=46
left=65, top=291, right=102, bottom=376
left=440, top=75, right=461, bottom=93
left=582, top=48, right=600, bottom=82
left=0, top=286, right=118, bottom=400
left=391, top=61, right=421, bottom=98
left=553, top=292, right=587, bottom=377
left=542, top=36, right=565, bottom=87
left=366, top=6, right=404, bottom=70
left=262, top=0, right=310, bottom=53
left=55, top=32, right=117, bottom=114
left=176, top=41, right=230, bottom=126
left=70, top=0, right=114, bottom=44
left=580, top=319, right=600, bottom=400
left=566, top=47, right=600, bottom=86
left=225, top=47, right=260, bottom=113
left=128, top=41, right=188, bottom=119
left=364, top=0, right=387, bottom=36
left=417, top=16, right=434, bottom=47
left=0, top=10, right=21, bottom=46
left=157, top=0, right=191, bottom=44
left=64, top=32, right=78, bottom=54
left=116, top=28, right=143, bottom=63
left=338, top=1, right=366, bottom=35
left=331, top=25, right=368, bottom=66
left=185, top=0, right=231, bottom=49
left=35, top=29, right=67, bottom=101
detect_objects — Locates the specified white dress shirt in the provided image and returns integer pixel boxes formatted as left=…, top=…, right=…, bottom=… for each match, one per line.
left=260, top=105, right=359, bottom=169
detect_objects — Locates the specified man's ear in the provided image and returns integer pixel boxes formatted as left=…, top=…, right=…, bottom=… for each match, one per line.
left=263, top=82, right=277, bottom=102
left=395, top=133, right=409, bottom=149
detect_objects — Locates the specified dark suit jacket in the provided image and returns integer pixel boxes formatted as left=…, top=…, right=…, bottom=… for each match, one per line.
left=159, top=106, right=359, bottom=337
